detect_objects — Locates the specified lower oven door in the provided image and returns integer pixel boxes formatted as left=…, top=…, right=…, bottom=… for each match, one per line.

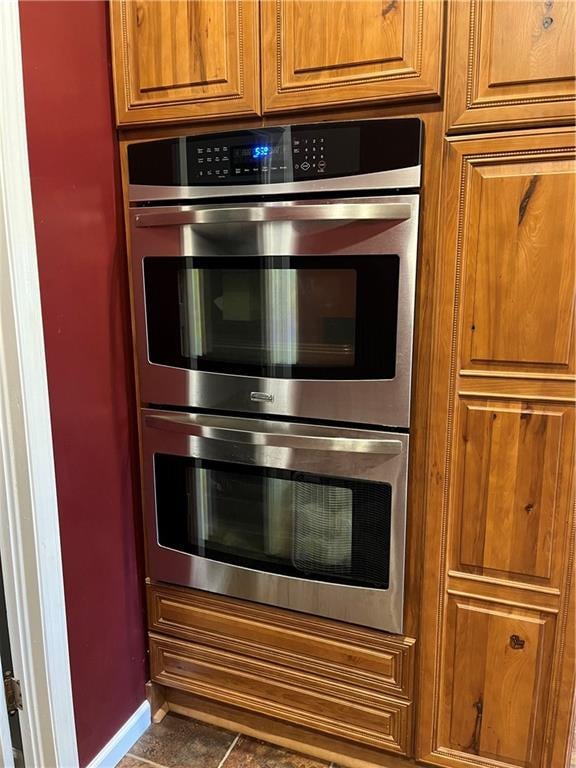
left=142, top=409, right=408, bottom=633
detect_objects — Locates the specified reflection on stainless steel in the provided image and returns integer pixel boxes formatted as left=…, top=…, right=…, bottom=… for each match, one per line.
left=142, top=408, right=408, bottom=633
left=131, top=195, right=419, bottom=427
left=134, top=202, right=412, bottom=227
left=129, top=165, right=421, bottom=203
left=144, top=411, right=404, bottom=454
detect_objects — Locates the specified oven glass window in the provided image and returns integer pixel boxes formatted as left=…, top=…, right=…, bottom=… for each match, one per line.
left=144, top=256, right=399, bottom=379
left=155, top=454, right=391, bottom=588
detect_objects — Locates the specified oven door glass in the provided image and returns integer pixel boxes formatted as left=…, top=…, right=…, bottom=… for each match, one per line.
left=144, top=256, right=399, bottom=379
left=154, top=454, right=392, bottom=588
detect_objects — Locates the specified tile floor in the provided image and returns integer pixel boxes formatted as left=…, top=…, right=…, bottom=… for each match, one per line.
left=117, top=713, right=342, bottom=768
left=118, top=711, right=576, bottom=768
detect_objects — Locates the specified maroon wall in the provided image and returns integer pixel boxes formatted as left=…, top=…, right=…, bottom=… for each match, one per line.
left=18, top=2, right=147, bottom=764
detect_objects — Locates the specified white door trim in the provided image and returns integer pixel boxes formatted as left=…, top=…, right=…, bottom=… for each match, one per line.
left=0, top=2, right=79, bottom=766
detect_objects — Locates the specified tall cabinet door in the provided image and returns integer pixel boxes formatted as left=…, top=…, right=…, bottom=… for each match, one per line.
left=418, top=130, right=576, bottom=768
left=110, top=0, right=260, bottom=126
left=445, top=0, right=576, bottom=132
left=260, top=0, right=443, bottom=113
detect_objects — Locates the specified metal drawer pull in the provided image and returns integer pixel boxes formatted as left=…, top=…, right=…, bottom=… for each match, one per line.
left=134, top=202, right=412, bottom=227
left=144, top=413, right=403, bottom=455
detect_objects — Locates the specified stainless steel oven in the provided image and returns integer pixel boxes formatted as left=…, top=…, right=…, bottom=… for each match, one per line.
left=129, top=118, right=422, bottom=632
left=142, top=409, right=408, bottom=633
left=128, top=118, right=422, bottom=428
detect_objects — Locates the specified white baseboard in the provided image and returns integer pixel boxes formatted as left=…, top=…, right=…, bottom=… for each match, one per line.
left=86, top=701, right=151, bottom=768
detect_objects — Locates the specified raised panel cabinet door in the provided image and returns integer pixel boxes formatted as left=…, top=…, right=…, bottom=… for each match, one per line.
left=451, top=399, right=574, bottom=586
left=149, top=632, right=413, bottom=754
left=110, top=0, right=260, bottom=126
left=445, top=0, right=576, bottom=132
left=456, top=134, right=576, bottom=377
left=439, top=598, right=556, bottom=767
left=260, top=0, right=443, bottom=113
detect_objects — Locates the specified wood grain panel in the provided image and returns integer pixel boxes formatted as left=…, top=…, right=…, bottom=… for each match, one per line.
left=150, top=633, right=412, bottom=755
left=110, top=0, right=260, bottom=126
left=260, top=0, right=443, bottom=113
left=417, top=129, right=576, bottom=768
left=439, top=598, right=555, bottom=766
left=460, top=150, right=575, bottom=374
left=148, top=584, right=415, bottom=698
left=445, top=0, right=576, bottom=132
left=453, top=400, right=573, bottom=584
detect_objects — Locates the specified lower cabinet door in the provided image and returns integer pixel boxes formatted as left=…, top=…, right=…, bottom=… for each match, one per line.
left=439, top=597, right=556, bottom=767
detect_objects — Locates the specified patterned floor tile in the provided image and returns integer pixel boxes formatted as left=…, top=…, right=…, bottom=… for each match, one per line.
left=129, top=712, right=237, bottom=768
left=222, top=735, right=330, bottom=768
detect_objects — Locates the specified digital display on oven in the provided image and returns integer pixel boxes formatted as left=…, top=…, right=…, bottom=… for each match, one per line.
left=232, top=144, right=282, bottom=162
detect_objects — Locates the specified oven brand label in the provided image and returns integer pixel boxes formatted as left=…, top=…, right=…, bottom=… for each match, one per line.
left=250, top=391, right=274, bottom=402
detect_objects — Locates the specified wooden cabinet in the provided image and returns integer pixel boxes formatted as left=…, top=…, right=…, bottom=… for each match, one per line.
left=445, top=0, right=576, bottom=132
left=109, top=0, right=260, bottom=125
left=453, top=400, right=573, bottom=586
left=110, top=0, right=443, bottom=126
left=260, top=0, right=443, bottom=113
left=418, top=129, right=576, bottom=768
left=440, top=598, right=556, bottom=766
left=148, top=584, right=416, bottom=757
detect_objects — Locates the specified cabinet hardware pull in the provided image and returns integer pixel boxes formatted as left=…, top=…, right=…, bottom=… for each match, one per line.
left=509, top=634, right=525, bottom=649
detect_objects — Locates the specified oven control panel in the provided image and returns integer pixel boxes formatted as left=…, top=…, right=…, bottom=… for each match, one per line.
left=186, top=125, right=359, bottom=183
left=128, top=118, right=422, bottom=188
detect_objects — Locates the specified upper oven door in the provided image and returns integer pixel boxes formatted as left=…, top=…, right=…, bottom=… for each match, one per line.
left=131, top=196, right=419, bottom=427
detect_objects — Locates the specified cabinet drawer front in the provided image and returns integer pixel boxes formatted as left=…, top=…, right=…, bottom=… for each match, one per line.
left=439, top=597, right=556, bottom=767
left=446, top=0, right=576, bottom=132
left=150, top=633, right=412, bottom=755
left=261, top=0, right=443, bottom=113
left=148, top=585, right=415, bottom=699
left=110, top=0, right=260, bottom=126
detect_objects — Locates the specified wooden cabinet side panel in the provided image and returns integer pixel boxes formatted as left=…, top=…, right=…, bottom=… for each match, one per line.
left=261, top=0, right=443, bottom=113
left=110, top=0, right=261, bottom=126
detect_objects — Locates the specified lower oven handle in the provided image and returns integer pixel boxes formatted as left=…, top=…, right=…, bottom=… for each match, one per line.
left=144, top=413, right=403, bottom=455
left=134, top=202, right=412, bottom=227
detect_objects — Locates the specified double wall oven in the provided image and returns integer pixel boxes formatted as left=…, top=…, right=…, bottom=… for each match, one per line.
left=129, top=118, right=422, bottom=633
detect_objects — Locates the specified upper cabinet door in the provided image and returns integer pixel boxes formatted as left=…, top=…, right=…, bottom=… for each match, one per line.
left=260, top=0, right=443, bottom=114
left=110, top=0, right=260, bottom=126
left=445, top=0, right=576, bottom=133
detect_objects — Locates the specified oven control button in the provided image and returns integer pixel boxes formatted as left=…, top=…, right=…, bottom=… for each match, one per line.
left=318, top=160, right=326, bottom=170
left=300, top=161, right=310, bottom=170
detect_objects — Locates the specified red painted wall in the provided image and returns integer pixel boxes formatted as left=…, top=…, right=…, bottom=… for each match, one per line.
left=18, top=2, right=147, bottom=764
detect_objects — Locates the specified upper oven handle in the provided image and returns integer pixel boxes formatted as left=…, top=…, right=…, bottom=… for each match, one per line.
left=144, top=413, right=404, bottom=455
left=134, top=202, right=412, bottom=228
